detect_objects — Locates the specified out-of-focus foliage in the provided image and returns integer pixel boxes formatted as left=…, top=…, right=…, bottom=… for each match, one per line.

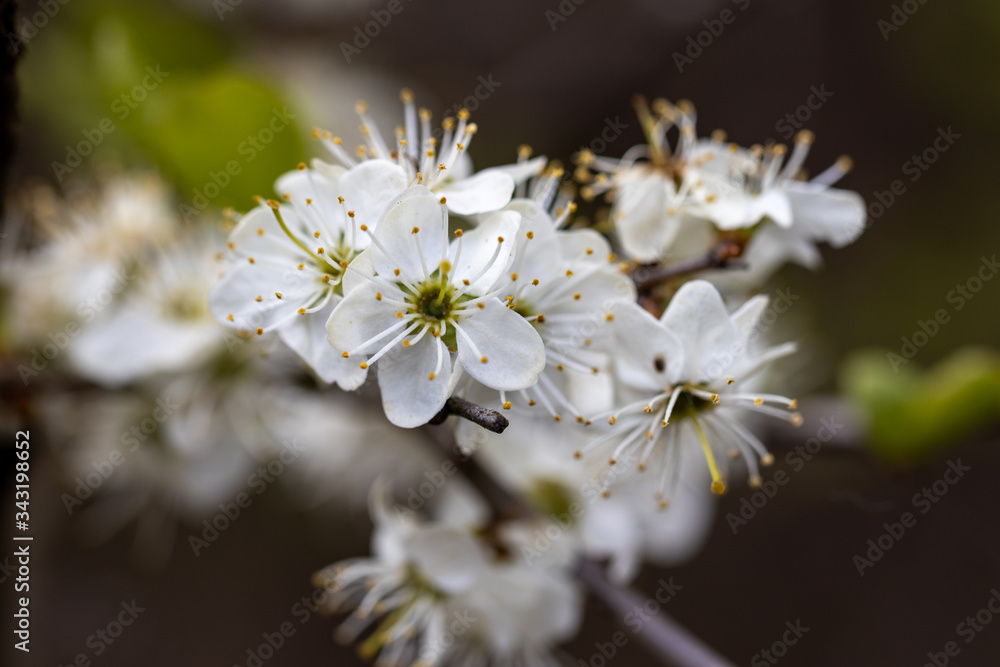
left=18, top=0, right=302, bottom=211
left=841, top=347, right=1000, bottom=463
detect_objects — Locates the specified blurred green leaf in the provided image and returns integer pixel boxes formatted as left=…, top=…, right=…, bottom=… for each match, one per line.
left=841, top=347, right=1000, bottom=463
left=140, top=71, right=303, bottom=212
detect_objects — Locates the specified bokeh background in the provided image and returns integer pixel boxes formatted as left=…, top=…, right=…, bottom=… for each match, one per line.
left=3, top=0, right=1000, bottom=665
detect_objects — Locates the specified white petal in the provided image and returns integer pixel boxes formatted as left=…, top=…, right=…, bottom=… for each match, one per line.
left=370, top=186, right=447, bottom=283
left=455, top=298, right=545, bottom=391
left=407, top=526, right=484, bottom=594
left=337, top=159, right=410, bottom=231
left=730, top=294, right=770, bottom=348
left=661, top=280, right=739, bottom=382
left=610, top=301, right=685, bottom=391
left=614, top=172, right=679, bottom=262
left=785, top=183, right=866, bottom=247
left=325, top=280, right=402, bottom=355
left=209, top=263, right=319, bottom=332
left=487, top=155, right=547, bottom=185
left=226, top=205, right=309, bottom=262
left=450, top=210, right=521, bottom=294
left=378, top=335, right=453, bottom=428
left=439, top=169, right=515, bottom=215
left=278, top=299, right=368, bottom=390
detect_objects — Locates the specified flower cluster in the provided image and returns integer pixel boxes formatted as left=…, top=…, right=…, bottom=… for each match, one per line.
left=4, top=88, right=867, bottom=664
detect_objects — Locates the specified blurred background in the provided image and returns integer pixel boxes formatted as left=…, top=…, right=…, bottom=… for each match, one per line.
left=2, top=0, right=1000, bottom=665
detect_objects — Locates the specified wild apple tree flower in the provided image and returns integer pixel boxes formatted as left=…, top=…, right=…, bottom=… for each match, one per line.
left=209, top=159, right=407, bottom=389
left=315, top=89, right=546, bottom=216
left=327, top=186, right=545, bottom=428
left=577, top=280, right=800, bottom=503
left=455, top=167, right=635, bottom=422
left=696, top=131, right=867, bottom=286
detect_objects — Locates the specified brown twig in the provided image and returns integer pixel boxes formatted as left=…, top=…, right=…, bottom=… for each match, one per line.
left=427, top=395, right=509, bottom=433
left=632, top=238, right=746, bottom=291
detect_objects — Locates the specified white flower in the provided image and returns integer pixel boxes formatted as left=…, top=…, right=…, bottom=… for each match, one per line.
left=578, top=280, right=800, bottom=501
left=5, top=173, right=177, bottom=343
left=579, top=98, right=725, bottom=263
left=313, top=481, right=487, bottom=666
left=456, top=167, right=635, bottom=421
left=209, top=159, right=407, bottom=389
left=69, top=237, right=224, bottom=387
left=316, top=90, right=545, bottom=216
left=327, top=186, right=545, bottom=428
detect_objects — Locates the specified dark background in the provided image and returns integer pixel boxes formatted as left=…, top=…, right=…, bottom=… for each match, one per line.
left=3, top=0, right=1000, bottom=665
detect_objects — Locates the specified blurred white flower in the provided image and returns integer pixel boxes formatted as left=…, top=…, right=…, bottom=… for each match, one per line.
left=69, top=236, right=224, bottom=386
left=327, top=186, right=545, bottom=427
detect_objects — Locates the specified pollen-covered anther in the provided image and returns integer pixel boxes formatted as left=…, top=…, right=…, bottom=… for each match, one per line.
left=637, top=462, right=647, bottom=472
left=339, top=261, right=348, bottom=268
left=322, top=275, right=331, bottom=283
left=761, top=453, right=775, bottom=466
left=226, top=313, right=234, bottom=321
left=727, top=377, right=735, bottom=385
left=510, top=273, right=518, bottom=281
left=275, top=292, right=283, bottom=299
left=790, top=413, right=804, bottom=427
left=256, top=228, right=264, bottom=236
left=573, top=292, right=581, bottom=300
left=375, top=292, right=382, bottom=301
left=360, top=224, right=368, bottom=231
left=394, top=269, right=401, bottom=276
left=428, top=372, right=436, bottom=380
left=256, top=328, right=263, bottom=335
left=535, top=313, right=545, bottom=323
left=749, top=475, right=763, bottom=489
left=607, top=416, right=617, bottom=425
left=789, top=399, right=798, bottom=409
left=573, top=450, right=582, bottom=460
left=248, top=257, right=255, bottom=264
left=454, top=229, right=463, bottom=237
left=297, top=308, right=305, bottom=315
left=314, top=231, right=321, bottom=238
left=711, top=481, right=727, bottom=495
left=502, top=401, right=512, bottom=410
left=317, top=247, right=325, bottom=255
left=565, top=270, right=574, bottom=277
left=531, top=278, right=539, bottom=286
left=341, top=351, right=349, bottom=358
left=255, top=295, right=263, bottom=302
left=402, top=340, right=411, bottom=348
left=411, top=226, right=420, bottom=234
left=710, top=393, right=721, bottom=404
left=359, top=362, right=368, bottom=369
left=754, top=397, right=764, bottom=406
left=554, top=415, right=562, bottom=422
left=608, top=457, right=617, bottom=466
left=643, top=404, right=653, bottom=414
left=497, top=236, right=505, bottom=243
left=338, top=196, right=345, bottom=204
left=605, top=313, right=614, bottom=322
left=480, top=356, right=488, bottom=363
left=601, top=489, right=611, bottom=498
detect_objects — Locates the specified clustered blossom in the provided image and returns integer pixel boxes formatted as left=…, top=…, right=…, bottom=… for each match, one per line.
left=5, top=87, right=868, bottom=663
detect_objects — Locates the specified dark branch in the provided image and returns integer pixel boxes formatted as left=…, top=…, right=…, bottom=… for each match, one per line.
left=632, top=238, right=746, bottom=291
left=428, top=396, right=509, bottom=433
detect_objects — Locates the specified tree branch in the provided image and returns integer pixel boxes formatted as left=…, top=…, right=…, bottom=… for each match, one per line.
left=578, top=559, right=736, bottom=667
left=427, top=395, right=509, bottom=433
left=632, top=238, right=746, bottom=291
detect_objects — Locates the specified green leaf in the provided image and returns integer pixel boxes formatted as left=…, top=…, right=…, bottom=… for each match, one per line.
left=840, top=347, right=1000, bottom=463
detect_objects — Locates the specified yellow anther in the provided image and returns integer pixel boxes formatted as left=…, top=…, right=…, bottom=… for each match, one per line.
left=256, top=328, right=263, bottom=335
